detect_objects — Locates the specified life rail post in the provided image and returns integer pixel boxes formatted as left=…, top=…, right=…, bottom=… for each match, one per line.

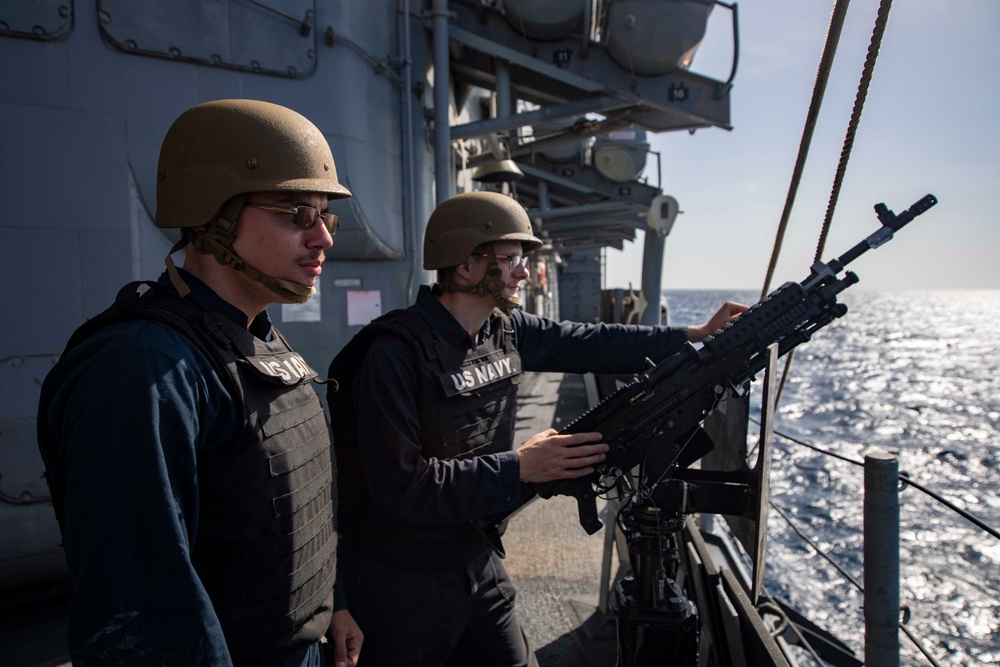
left=864, top=450, right=900, bottom=666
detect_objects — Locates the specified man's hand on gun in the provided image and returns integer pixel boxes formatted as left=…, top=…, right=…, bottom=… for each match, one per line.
left=515, top=299, right=748, bottom=487
left=517, top=430, right=608, bottom=483
left=686, top=301, right=750, bottom=343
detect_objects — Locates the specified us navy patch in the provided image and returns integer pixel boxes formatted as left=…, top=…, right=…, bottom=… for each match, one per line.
left=249, top=352, right=317, bottom=385
left=439, top=352, right=521, bottom=396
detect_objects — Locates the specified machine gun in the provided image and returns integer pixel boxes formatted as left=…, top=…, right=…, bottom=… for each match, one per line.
left=533, top=194, right=938, bottom=535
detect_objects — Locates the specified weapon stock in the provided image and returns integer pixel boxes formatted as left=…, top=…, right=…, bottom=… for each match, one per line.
left=534, top=195, right=938, bottom=534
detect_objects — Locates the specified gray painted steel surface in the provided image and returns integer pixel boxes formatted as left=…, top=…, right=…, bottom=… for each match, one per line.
left=0, top=0, right=731, bottom=609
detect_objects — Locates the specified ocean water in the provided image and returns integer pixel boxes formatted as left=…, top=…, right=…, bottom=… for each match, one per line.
left=665, top=289, right=1000, bottom=666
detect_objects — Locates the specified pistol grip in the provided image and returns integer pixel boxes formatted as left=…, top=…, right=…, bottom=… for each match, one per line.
left=576, top=492, right=604, bottom=535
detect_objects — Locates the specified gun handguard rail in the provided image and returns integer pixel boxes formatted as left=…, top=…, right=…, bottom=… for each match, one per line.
left=532, top=195, right=937, bottom=534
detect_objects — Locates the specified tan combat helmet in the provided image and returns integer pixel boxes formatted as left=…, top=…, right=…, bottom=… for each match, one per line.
left=423, top=191, right=542, bottom=270
left=424, top=191, right=542, bottom=313
left=156, top=98, right=352, bottom=302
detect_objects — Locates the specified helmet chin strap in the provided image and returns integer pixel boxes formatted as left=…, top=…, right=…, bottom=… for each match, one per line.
left=167, top=194, right=316, bottom=304
left=438, top=247, right=520, bottom=315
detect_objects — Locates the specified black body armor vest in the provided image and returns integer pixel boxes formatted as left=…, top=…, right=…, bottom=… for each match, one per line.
left=328, top=307, right=521, bottom=571
left=46, top=282, right=336, bottom=665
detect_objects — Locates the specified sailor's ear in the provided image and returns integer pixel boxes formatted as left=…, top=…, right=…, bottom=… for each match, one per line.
left=455, top=258, right=475, bottom=279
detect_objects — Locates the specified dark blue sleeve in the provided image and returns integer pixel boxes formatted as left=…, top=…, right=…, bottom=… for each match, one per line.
left=38, top=320, right=239, bottom=666
left=511, top=309, right=690, bottom=374
left=352, top=336, right=521, bottom=525
left=333, top=578, right=348, bottom=611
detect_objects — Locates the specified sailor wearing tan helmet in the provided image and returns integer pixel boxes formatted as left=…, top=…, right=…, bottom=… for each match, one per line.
left=37, top=99, right=362, bottom=666
left=328, top=191, right=746, bottom=666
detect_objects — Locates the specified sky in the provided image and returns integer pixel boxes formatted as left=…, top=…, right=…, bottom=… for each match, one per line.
left=604, top=0, right=1000, bottom=292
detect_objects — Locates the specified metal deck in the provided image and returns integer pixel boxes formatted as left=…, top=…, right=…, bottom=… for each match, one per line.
left=505, top=371, right=619, bottom=666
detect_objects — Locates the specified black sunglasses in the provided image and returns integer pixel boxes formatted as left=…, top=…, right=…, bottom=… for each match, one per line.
left=244, top=202, right=340, bottom=235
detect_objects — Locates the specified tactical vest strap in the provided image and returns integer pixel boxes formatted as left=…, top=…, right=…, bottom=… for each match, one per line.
left=61, top=281, right=245, bottom=435
left=327, top=308, right=434, bottom=403
left=497, top=310, right=516, bottom=355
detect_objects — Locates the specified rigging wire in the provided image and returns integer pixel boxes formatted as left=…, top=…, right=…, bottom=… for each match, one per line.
left=759, top=0, right=852, bottom=299
left=746, top=410, right=990, bottom=665
left=754, top=418, right=1000, bottom=541
left=768, top=500, right=945, bottom=667
left=774, top=0, right=898, bottom=406
left=814, top=0, right=896, bottom=263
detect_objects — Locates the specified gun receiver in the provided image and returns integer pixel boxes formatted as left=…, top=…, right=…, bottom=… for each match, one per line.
left=535, top=195, right=938, bottom=534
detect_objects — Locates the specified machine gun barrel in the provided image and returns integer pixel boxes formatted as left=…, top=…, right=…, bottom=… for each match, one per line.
left=836, top=194, right=937, bottom=268
left=532, top=195, right=938, bottom=535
